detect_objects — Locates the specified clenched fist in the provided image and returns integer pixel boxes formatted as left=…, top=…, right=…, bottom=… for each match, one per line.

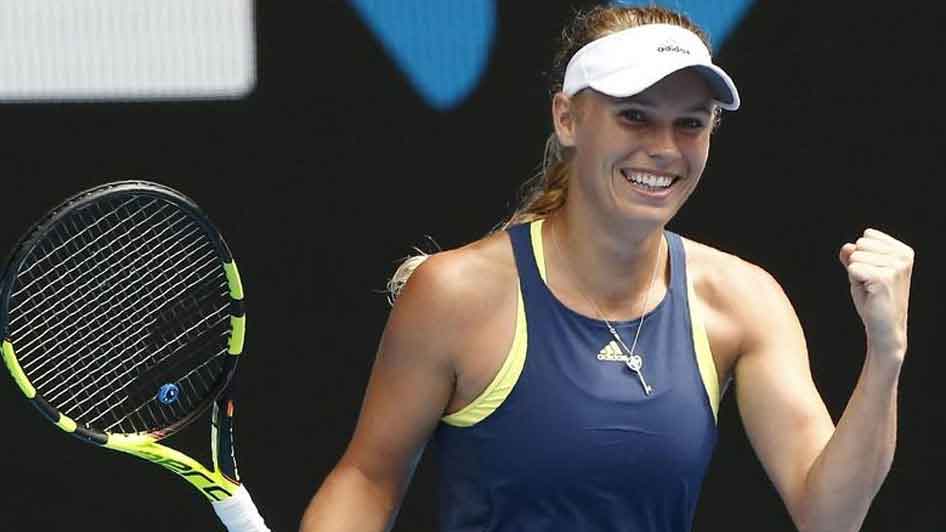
left=839, top=228, right=914, bottom=358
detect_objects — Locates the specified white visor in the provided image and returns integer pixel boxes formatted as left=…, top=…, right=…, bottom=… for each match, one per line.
left=562, top=24, right=740, bottom=111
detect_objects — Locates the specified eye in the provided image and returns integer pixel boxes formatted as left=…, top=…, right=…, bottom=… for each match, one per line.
left=618, top=108, right=647, bottom=123
left=676, top=117, right=706, bottom=130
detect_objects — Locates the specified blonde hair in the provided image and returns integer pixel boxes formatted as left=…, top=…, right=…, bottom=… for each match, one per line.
left=387, top=5, right=712, bottom=303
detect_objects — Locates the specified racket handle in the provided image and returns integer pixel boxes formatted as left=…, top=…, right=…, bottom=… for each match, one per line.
left=211, top=484, right=271, bottom=532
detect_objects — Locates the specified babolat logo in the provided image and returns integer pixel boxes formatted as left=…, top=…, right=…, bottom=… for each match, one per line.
left=657, top=40, right=690, bottom=54
left=128, top=448, right=233, bottom=501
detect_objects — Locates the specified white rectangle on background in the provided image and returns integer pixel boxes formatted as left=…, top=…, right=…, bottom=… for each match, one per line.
left=0, top=0, right=256, bottom=102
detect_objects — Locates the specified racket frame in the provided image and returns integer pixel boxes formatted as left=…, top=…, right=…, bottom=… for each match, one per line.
left=0, top=180, right=248, bottom=502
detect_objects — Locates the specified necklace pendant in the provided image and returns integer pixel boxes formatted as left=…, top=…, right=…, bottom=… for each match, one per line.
left=551, top=221, right=662, bottom=398
left=619, top=351, right=653, bottom=395
left=602, top=331, right=654, bottom=395
left=625, top=356, right=654, bottom=396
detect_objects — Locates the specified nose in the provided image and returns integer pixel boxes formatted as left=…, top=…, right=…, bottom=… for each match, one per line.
left=645, top=124, right=681, bottom=162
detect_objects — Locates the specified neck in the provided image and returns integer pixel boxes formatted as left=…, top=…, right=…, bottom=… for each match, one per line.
left=546, top=211, right=668, bottom=319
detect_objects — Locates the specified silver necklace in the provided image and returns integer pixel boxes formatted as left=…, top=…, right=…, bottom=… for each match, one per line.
left=550, top=219, right=662, bottom=395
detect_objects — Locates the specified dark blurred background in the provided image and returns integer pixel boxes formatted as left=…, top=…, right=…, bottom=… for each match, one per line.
left=0, top=1, right=942, bottom=530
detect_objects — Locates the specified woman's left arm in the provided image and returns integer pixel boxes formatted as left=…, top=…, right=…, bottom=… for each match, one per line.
left=731, top=228, right=913, bottom=532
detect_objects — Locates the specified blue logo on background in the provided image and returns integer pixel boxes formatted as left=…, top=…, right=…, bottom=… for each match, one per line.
left=349, top=0, right=497, bottom=111
left=349, top=1, right=752, bottom=110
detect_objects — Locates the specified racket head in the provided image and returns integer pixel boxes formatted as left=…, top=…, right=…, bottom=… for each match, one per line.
left=0, top=180, right=246, bottom=445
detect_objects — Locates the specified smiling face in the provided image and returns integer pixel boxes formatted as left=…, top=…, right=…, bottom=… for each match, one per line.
left=553, top=68, right=716, bottom=231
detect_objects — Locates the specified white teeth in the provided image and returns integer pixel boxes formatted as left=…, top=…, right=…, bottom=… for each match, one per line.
left=622, top=171, right=674, bottom=189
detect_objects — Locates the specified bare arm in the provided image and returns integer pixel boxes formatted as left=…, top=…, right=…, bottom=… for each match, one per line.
left=733, top=229, right=912, bottom=532
left=298, top=255, right=463, bottom=531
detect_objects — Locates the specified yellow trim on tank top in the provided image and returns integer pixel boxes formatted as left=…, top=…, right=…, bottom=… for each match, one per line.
left=686, top=274, right=720, bottom=421
left=531, top=219, right=548, bottom=280
left=441, top=221, right=543, bottom=426
left=440, top=219, right=719, bottom=426
left=441, top=286, right=528, bottom=427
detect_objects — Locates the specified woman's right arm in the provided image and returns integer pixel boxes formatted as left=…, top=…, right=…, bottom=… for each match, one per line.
left=298, top=254, right=463, bottom=531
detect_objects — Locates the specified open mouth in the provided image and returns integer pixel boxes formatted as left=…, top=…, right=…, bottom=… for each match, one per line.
left=619, top=169, right=680, bottom=193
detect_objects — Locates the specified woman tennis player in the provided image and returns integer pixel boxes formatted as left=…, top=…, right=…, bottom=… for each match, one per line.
left=300, top=5, right=913, bottom=531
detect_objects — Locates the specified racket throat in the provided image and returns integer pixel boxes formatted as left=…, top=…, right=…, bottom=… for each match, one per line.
left=106, top=434, right=240, bottom=502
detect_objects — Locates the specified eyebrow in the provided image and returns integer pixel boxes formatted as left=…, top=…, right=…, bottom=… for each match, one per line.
left=611, top=96, right=714, bottom=115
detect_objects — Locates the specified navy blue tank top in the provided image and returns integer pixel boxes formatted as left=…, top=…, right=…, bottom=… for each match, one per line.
left=433, top=220, right=718, bottom=531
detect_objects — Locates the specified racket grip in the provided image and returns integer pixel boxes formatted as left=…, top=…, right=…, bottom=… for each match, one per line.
left=211, top=484, right=271, bottom=532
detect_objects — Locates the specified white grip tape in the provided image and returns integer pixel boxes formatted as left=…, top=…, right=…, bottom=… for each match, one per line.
left=211, top=484, right=271, bottom=532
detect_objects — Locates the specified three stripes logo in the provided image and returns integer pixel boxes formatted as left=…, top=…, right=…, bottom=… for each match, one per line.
left=597, top=340, right=629, bottom=362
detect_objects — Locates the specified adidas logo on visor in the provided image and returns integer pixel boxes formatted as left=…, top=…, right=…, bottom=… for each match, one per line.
left=657, top=39, right=690, bottom=54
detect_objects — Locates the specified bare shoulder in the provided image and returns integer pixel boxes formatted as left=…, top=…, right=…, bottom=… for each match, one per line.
left=680, top=237, right=801, bottom=371
left=388, top=230, right=518, bottom=343
left=330, top=232, right=520, bottom=494
left=681, top=237, right=790, bottom=315
left=396, top=230, right=515, bottom=306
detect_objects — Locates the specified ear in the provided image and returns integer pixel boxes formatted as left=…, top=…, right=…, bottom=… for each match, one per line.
left=552, top=92, right=578, bottom=148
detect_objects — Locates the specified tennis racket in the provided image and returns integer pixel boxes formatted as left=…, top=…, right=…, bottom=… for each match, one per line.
left=0, top=180, right=269, bottom=531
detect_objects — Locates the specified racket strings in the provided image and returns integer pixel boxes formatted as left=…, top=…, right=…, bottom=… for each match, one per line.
left=50, top=252, right=227, bottom=429
left=26, top=245, right=219, bottom=387
left=9, top=201, right=193, bottom=333
left=67, top=297, right=230, bottom=413
left=6, top=195, right=235, bottom=434
left=10, top=203, right=179, bottom=337
left=13, top=215, right=204, bottom=359
left=12, top=198, right=195, bottom=347
left=10, top=198, right=167, bottom=309
left=13, top=196, right=143, bottom=280
left=49, top=296, right=229, bottom=414
left=16, top=221, right=214, bottom=387
left=79, top=311, right=231, bottom=431
left=54, top=275, right=229, bottom=432
left=99, top=346, right=230, bottom=433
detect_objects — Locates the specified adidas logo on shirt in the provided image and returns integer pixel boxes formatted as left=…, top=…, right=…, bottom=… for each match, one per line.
left=597, top=340, right=630, bottom=362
